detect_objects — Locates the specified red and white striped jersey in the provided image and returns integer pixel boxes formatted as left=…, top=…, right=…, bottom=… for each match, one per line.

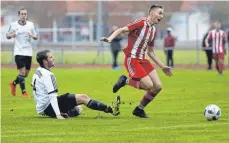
left=206, top=29, right=227, bottom=54
left=123, top=17, right=156, bottom=59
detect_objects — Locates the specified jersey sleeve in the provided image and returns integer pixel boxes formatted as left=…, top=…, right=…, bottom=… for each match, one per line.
left=223, top=32, right=227, bottom=44
left=43, top=74, right=58, bottom=94
left=127, top=18, right=143, bottom=31
left=6, top=24, right=14, bottom=35
left=206, top=31, right=212, bottom=40
left=49, top=92, right=61, bottom=116
left=227, top=31, right=229, bottom=42
left=31, top=23, right=38, bottom=36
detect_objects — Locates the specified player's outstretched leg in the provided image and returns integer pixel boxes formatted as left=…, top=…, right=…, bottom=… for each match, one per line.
left=113, top=75, right=127, bottom=93
left=133, top=70, right=162, bottom=118
left=86, top=99, right=113, bottom=114
left=76, top=94, right=120, bottom=116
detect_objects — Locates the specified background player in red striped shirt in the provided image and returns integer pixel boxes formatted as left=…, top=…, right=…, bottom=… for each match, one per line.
left=205, top=21, right=227, bottom=75
left=101, top=4, right=172, bottom=118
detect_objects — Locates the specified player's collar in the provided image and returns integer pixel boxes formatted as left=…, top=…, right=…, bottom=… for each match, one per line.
left=41, top=66, right=50, bottom=71
left=18, top=20, right=27, bottom=26
left=145, top=19, right=154, bottom=27
left=213, top=29, right=221, bottom=32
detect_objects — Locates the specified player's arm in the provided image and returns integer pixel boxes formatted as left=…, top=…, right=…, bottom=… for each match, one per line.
left=43, top=75, right=65, bottom=119
left=6, top=25, right=16, bottom=39
left=49, top=92, right=65, bottom=119
left=227, top=31, right=229, bottom=43
left=101, top=26, right=129, bottom=43
left=147, top=46, right=172, bottom=77
left=28, top=32, right=38, bottom=40
left=6, top=32, right=16, bottom=39
left=148, top=46, right=165, bottom=68
left=223, top=32, right=227, bottom=54
left=205, top=32, right=211, bottom=48
left=223, top=32, right=227, bottom=44
left=28, top=23, right=38, bottom=40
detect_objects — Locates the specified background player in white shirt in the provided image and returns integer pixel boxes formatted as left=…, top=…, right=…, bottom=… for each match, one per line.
left=7, top=7, right=38, bottom=98
left=32, top=50, right=120, bottom=119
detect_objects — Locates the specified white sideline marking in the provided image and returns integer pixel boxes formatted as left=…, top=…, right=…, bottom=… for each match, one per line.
left=2, top=122, right=228, bottom=137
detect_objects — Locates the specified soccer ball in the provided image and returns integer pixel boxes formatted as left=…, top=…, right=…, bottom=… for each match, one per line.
left=204, top=104, right=221, bottom=121
left=76, top=105, right=83, bottom=115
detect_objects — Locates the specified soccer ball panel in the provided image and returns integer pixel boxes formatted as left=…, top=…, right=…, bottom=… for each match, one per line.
left=204, top=104, right=221, bottom=121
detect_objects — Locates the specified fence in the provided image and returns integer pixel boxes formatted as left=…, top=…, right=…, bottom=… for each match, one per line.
left=1, top=41, right=229, bottom=68
left=1, top=20, right=229, bottom=67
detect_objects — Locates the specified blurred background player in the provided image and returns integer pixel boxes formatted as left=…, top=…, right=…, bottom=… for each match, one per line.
left=32, top=50, right=120, bottom=119
left=110, top=25, right=123, bottom=70
left=7, top=7, right=38, bottom=98
left=163, top=27, right=176, bottom=68
left=227, top=29, right=229, bottom=55
left=101, top=4, right=172, bottom=118
left=202, top=28, right=213, bottom=70
left=205, top=20, right=227, bottom=75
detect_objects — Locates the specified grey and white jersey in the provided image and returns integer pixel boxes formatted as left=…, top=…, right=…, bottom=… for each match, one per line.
left=31, top=67, right=58, bottom=114
left=7, top=21, right=38, bottom=56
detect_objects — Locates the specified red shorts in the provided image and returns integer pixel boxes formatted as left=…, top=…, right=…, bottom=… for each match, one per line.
left=213, top=53, right=224, bottom=60
left=124, top=56, right=155, bottom=80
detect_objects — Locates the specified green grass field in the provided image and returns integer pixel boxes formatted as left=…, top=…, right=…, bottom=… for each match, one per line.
left=1, top=50, right=229, bottom=65
left=1, top=68, right=229, bottom=143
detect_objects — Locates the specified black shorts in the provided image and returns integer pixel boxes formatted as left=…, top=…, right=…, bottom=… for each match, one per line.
left=44, top=93, right=77, bottom=118
left=15, top=55, right=32, bottom=70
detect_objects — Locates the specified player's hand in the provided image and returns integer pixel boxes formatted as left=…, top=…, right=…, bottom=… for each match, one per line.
left=206, top=43, right=209, bottom=48
left=162, top=66, right=172, bottom=77
left=28, top=31, right=33, bottom=38
left=11, top=31, right=17, bottom=38
left=56, top=114, right=65, bottom=119
left=100, top=37, right=111, bottom=43
left=61, top=113, right=69, bottom=118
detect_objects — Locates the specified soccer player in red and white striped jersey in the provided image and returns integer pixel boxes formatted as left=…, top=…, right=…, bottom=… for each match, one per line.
left=205, top=21, right=227, bottom=75
left=101, top=4, right=172, bottom=118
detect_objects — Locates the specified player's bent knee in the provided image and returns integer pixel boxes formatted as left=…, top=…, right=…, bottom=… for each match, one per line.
left=155, top=84, right=162, bottom=93
left=81, top=94, right=89, bottom=100
left=19, top=69, right=26, bottom=75
left=77, top=94, right=89, bottom=102
left=219, top=59, right=224, bottom=63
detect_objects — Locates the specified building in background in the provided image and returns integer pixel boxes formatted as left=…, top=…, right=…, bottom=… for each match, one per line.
left=1, top=1, right=229, bottom=44
left=169, top=1, right=213, bottom=41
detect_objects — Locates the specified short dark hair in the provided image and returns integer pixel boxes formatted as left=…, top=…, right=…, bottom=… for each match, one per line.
left=149, top=4, right=164, bottom=14
left=18, top=7, right=26, bottom=15
left=36, top=50, right=50, bottom=66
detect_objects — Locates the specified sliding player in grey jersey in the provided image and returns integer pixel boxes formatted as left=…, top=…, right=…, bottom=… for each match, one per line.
left=32, top=50, right=120, bottom=119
